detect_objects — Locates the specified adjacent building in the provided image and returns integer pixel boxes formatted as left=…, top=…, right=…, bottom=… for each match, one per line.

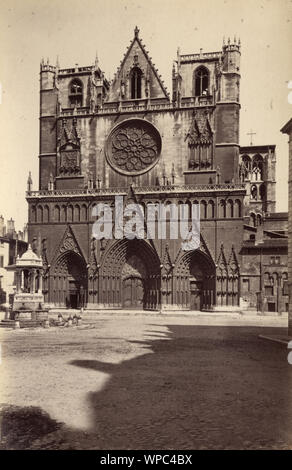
left=0, top=216, right=28, bottom=306
left=281, top=118, right=292, bottom=334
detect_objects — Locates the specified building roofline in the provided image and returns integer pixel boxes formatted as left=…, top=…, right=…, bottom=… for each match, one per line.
left=280, top=118, right=292, bottom=134
left=240, top=145, right=276, bottom=153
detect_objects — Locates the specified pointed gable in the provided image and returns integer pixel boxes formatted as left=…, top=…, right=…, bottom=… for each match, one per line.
left=52, top=225, right=86, bottom=267
left=107, top=26, right=170, bottom=102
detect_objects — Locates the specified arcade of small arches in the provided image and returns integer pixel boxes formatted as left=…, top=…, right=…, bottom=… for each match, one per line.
left=264, top=271, right=288, bottom=296
left=15, top=268, right=43, bottom=295
left=249, top=212, right=263, bottom=227
left=29, top=197, right=242, bottom=224
left=43, top=238, right=240, bottom=311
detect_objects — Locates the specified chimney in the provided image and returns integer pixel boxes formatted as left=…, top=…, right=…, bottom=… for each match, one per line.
left=7, top=218, right=15, bottom=237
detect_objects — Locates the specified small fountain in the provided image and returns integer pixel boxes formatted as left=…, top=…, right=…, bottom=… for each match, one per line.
left=1, top=245, right=48, bottom=328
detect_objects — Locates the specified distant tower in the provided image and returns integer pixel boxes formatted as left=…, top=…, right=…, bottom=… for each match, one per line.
left=7, top=218, right=15, bottom=237
left=239, top=144, right=276, bottom=222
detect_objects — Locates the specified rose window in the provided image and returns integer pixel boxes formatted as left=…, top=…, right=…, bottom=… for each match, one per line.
left=106, top=119, right=161, bottom=175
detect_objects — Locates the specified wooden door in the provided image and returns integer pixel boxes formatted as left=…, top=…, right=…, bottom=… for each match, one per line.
left=122, top=276, right=144, bottom=309
left=190, top=280, right=202, bottom=310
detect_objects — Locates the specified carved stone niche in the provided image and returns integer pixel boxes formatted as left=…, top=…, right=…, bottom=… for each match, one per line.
left=105, top=118, right=162, bottom=176
left=59, top=144, right=81, bottom=176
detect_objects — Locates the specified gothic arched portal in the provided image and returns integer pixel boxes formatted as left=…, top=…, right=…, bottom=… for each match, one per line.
left=174, top=250, right=215, bottom=310
left=100, top=239, right=161, bottom=309
left=52, top=251, right=88, bottom=308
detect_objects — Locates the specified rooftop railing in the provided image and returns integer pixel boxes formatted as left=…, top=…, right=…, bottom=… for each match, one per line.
left=26, top=183, right=246, bottom=199
left=59, top=96, right=214, bottom=118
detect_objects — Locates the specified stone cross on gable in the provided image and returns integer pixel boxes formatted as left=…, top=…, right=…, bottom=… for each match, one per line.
left=247, top=129, right=256, bottom=146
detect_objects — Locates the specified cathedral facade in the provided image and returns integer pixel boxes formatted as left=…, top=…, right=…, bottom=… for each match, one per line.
left=26, top=28, right=288, bottom=312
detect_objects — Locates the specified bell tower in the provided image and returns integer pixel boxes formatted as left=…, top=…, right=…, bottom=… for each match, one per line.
left=39, top=58, right=58, bottom=190
left=215, top=37, right=241, bottom=183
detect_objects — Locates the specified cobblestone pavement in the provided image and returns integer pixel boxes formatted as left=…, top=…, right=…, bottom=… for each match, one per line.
left=0, top=314, right=291, bottom=450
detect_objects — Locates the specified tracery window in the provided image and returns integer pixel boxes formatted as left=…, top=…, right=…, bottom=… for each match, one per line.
left=106, top=119, right=161, bottom=176
left=252, top=154, right=264, bottom=181
left=241, top=155, right=251, bottom=180
left=130, top=67, right=142, bottom=99
left=194, top=66, right=209, bottom=97
left=69, top=79, right=83, bottom=107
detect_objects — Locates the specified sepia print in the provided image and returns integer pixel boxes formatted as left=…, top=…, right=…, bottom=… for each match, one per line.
left=0, top=0, right=291, bottom=454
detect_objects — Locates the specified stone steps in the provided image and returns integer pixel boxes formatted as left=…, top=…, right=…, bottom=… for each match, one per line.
left=0, top=319, right=45, bottom=329
left=0, top=320, right=16, bottom=328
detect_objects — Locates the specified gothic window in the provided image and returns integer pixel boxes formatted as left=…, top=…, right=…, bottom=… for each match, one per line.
left=130, top=67, right=142, bottom=99
left=241, top=155, right=251, bottom=180
left=194, top=66, right=209, bottom=97
left=207, top=200, right=215, bottom=218
left=252, top=154, right=264, bottom=181
left=219, top=200, right=226, bottom=218
left=37, top=205, right=43, bottom=223
left=251, top=185, right=257, bottom=200
left=74, top=205, right=80, bottom=222
left=259, top=183, right=266, bottom=201
left=69, top=79, right=83, bottom=108
left=67, top=205, right=73, bottom=222
left=257, top=214, right=262, bottom=226
left=226, top=199, right=233, bottom=218
left=234, top=199, right=241, bottom=218
left=54, top=205, right=60, bottom=222
left=81, top=204, right=87, bottom=222
left=43, top=205, right=49, bottom=223
left=61, top=205, right=67, bottom=222
left=200, top=200, right=207, bottom=219
left=250, top=213, right=256, bottom=227
left=31, top=205, right=36, bottom=223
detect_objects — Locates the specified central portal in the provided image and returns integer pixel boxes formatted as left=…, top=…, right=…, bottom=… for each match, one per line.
left=100, top=239, right=161, bottom=310
left=122, top=276, right=144, bottom=309
left=190, top=279, right=202, bottom=310
left=121, top=254, right=146, bottom=309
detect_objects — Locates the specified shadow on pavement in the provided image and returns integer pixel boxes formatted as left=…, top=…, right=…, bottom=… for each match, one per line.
left=1, top=324, right=291, bottom=449
left=0, top=405, right=61, bottom=450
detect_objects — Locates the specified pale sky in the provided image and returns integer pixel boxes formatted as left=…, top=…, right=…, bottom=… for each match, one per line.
left=0, top=0, right=291, bottom=231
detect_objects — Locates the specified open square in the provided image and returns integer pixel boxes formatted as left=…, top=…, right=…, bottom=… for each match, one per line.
left=1, top=314, right=291, bottom=450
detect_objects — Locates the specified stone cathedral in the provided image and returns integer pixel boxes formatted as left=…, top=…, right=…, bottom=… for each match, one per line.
left=26, top=27, right=288, bottom=313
